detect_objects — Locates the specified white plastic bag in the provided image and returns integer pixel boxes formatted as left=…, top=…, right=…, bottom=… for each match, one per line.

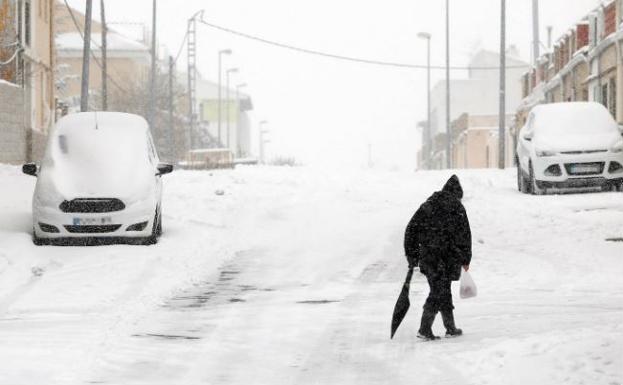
left=460, top=270, right=477, bottom=299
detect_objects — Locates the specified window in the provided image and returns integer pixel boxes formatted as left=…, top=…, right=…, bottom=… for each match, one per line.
left=608, top=78, right=616, bottom=118
left=601, top=83, right=608, bottom=109
left=593, top=85, right=601, bottom=103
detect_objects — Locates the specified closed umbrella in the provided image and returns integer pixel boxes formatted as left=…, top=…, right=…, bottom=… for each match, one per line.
left=391, top=267, right=415, bottom=339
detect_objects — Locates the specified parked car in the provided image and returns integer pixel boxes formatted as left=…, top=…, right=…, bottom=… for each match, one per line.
left=516, top=102, right=623, bottom=195
left=22, top=112, right=173, bottom=245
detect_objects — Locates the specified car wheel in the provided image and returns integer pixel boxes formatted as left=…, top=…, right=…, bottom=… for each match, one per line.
left=156, top=207, right=162, bottom=237
left=32, top=227, right=47, bottom=246
left=517, top=166, right=529, bottom=194
left=604, top=182, right=620, bottom=192
left=529, top=162, right=545, bottom=195
left=142, top=210, right=160, bottom=245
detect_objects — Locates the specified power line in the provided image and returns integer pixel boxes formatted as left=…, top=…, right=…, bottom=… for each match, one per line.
left=173, top=29, right=189, bottom=64
left=63, top=0, right=129, bottom=93
left=197, top=18, right=529, bottom=71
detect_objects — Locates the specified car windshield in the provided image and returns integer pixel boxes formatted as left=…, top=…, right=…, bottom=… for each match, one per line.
left=534, top=104, right=617, bottom=137
left=41, top=113, right=154, bottom=197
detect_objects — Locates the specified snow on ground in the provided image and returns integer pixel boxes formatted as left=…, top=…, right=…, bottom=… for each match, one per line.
left=0, top=164, right=621, bottom=385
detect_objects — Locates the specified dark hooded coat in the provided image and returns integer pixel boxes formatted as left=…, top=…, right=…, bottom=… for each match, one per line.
left=404, top=175, right=472, bottom=281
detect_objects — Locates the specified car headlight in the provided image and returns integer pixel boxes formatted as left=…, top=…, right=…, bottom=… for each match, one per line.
left=536, top=150, right=557, bottom=157
left=611, top=140, right=623, bottom=153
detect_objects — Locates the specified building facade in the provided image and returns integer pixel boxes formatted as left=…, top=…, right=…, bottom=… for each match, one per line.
left=54, top=1, right=150, bottom=113
left=422, top=49, right=528, bottom=170
left=452, top=113, right=514, bottom=169
left=516, top=0, right=623, bottom=142
left=195, top=77, right=253, bottom=158
left=0, top=0, right=54, bottom=163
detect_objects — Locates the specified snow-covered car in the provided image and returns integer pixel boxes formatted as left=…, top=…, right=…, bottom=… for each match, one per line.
left=516, top=102, right=623, bottom=194
left=22, top=112, right=173, bottom=245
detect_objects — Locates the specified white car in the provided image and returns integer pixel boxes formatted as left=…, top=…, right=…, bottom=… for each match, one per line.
left=22, top=112, right=173, bottom=245
left=516, top=102, right=623, bottom=194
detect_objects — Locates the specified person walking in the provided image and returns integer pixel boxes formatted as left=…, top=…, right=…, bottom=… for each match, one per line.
left=404, top=175, right=472, bottom=340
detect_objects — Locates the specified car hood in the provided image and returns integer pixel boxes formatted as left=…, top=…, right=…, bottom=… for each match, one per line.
left=36, top=162, right=154, bottom=203
left=535, top=132, right=620, bottom=153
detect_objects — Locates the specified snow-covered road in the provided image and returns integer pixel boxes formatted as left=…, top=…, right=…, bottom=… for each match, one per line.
left=1, top=165, right=622, bottom=385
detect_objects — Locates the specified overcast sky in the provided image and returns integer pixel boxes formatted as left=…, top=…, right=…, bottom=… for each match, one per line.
left=67, top=0, right=602, bottom=168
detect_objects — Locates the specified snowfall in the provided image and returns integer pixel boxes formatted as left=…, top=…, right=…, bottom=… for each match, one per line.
left=0, top=164, right=621, bottom=385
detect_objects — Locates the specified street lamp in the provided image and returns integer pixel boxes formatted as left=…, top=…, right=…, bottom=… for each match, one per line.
left=218, top=49, right=232, bottom=146
left=417, top=32, right=431, bottom=170
left=445, top=0, right=452, bottom=169
left=225, top=67, right=239, bottom=150
left=259, top=120, right=268, bottom=164
left=235, top=83, right=247, bottom=157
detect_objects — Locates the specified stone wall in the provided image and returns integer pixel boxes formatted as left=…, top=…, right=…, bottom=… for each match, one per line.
left=0, top=81, right=46, bottom=164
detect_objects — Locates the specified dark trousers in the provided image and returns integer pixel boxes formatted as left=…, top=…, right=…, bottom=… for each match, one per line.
left=423, top=275, right=454, bottom=313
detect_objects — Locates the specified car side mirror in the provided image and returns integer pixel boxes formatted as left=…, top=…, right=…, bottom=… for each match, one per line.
left=157, top=163, right=174, bottom=176
left=22, top=163, right=37, bottom=177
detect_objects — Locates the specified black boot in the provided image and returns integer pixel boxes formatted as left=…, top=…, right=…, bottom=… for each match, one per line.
left=441, top=309, right=463, bottom=337
left=417, top=309, right=440, bottom=341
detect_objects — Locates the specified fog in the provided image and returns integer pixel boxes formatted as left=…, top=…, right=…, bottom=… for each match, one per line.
left=67, top=0, right=602, bottom=168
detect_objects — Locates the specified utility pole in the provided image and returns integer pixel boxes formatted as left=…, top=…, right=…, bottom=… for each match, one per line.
left=80, top=0, right=93, bottom=112
left=532, top=0, right=540, bottom=67
left=168, top=56, right=175, bottom=161
left=445, top=0, right=451, bottom=169
left=100, top=0, right=107, bottom=111
left=218, top=49, right=232, bottom=146
left=499, top=0, right=506, bottom=170
left=187, top=14, right=198, bottom=152
left=148, top=0, right=157, bottom=130
left=259, top=120, right=268, bottom=164
left=235, top=83, right=247, bottom=157
left=418, top=32, right=431, bottom=170
left=225, top=67, right=238, bottom=150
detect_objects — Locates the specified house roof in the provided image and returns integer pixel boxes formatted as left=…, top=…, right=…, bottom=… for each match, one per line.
left=56, top=32, right=149, bottom=52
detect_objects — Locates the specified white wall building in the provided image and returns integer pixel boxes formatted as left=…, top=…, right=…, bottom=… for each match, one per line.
left=426, top=49, right=528, bottom=169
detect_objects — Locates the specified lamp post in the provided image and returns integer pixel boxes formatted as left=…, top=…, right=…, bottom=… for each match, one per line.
left=187, top=10, right=204, bottom=154
left=225, top=67, right=239, bottom=150
left=417, top=32, right=431, bottom=170
left=235, top=83, right=247, bottom=157
left=217, top=49, right=232, bottom=146
left=259, top=120, right=268, bottom=164
left=445, top=0, right=452, bottom=169
left=148, top=0, right=157, bottom=130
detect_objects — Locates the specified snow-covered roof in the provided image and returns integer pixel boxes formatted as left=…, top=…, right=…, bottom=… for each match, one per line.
left=56, top=32, right=148, bottom=52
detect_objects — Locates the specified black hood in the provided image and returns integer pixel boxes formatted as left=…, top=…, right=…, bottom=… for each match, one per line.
left=442, top=175, right=463, bottom=200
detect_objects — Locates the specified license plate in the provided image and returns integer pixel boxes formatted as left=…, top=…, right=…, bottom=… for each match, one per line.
left=571, top=165, right=600, bottom=174
left=72, top=217, right=112, bottom=226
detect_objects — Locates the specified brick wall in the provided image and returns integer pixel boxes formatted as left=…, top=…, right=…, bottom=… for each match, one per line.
left=576, top=24, right=589, bottom=50
left=0, top=82, right=27, bottom=164
left=604, top=1, right=617, bottom=36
